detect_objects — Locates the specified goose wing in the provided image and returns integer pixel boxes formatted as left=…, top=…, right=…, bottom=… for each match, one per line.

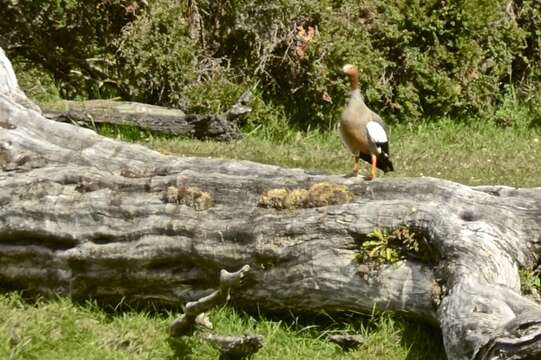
left=365, top=114, right=394, bottom=172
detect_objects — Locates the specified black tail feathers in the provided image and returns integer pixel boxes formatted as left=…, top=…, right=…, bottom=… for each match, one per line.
left=359, top=148, right=394, bottom=173
left=378, top=153, right=394, bottom=173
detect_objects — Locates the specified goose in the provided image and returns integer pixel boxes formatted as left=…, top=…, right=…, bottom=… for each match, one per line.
left=340, top=64, right=394, bottom=179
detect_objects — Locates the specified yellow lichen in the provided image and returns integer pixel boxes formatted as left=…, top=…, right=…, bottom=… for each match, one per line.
left=164, top=186, right=213, bottom=211
left=258, top=182, right=352, bottom=210
left=258, top=188, right=307, bottom=209
left=304, top=182, right=352, bottom=207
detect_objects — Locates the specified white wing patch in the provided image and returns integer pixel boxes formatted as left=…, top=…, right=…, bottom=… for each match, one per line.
left=366, top=121, right=388, bottom=144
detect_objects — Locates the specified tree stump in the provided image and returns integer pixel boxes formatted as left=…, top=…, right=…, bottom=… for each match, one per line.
left=1, top=47, right=540, bottom=360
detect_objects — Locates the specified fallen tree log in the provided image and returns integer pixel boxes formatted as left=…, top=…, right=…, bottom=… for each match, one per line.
left=1, top=47, right=541, bottom=360
left=41, top=93, right=251, bottom=141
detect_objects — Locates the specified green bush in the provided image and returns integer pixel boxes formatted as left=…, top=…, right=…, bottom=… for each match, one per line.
left=0, top=0, right=137, bottom=99
left=113, top=0, right=262, bottom=113
left=12, top=60, right=61, bottom=105
left=2, top=0, right=540, bottom=129
left=513, top=0, right=541, bottom=88
left=298, top=0, right=532, bottom=122
left=171, top=0, right=540, bottom=126
left=113, top=0, right=197, bottom=109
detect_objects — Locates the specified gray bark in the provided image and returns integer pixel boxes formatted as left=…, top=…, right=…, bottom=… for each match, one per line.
left=328, top=333, right=364, bottom=351
left=170, top=264, right=264, bottom=359
left=1, top=47, right=541, bottom=360
left=170, top=265, right=251, bottom=337
left=204, top=334, right=264, bottom=359
left=42, top=93, right=251, bottom=141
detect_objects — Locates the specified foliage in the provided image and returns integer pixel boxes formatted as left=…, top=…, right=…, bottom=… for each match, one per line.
left=0, top=0, right=138, bottom=99
left=113, top=0, right=198, bottom=109
left=12, top=60, right=61, bottom=105
left=182, top=73, right=249, bottom=114
left=130, top=0, right=541, bottom=125
left=359, top=228, right=402, bottom=264
left=512, top=0, right=541, bottom=90
left=355, top=227, right=433, bottom=265
left=3, top=0, right=541, bottom=130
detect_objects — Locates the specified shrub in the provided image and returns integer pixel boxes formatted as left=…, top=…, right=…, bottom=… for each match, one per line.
left=12, top=60, right=61, bottom=105
left=113, top=0, right=198, bottom=109
left=309, top=0, right=530, bottom=122
left=179, top=0, right=539, bottom=126
left=513, top=0, right=541, bottom=89
left=0, top=0, right=137, bottom=99
left=2, top=0, right=540, bottom=129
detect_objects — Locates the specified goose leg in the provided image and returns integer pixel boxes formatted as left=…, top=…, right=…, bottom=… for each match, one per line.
left=353, top=156, right=360, bottom=177
left=368, top=154, right=377, bottom=180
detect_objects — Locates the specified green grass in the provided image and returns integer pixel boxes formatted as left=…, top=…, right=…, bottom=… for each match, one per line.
left=145, top=117, right=541, bottom=187
left=0, top=293, right=445, bottom=360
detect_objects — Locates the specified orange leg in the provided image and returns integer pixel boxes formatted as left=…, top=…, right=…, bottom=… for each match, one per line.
left=368, top=154, right=377, bottom=180
left=353, top=156, right=360, bottom=177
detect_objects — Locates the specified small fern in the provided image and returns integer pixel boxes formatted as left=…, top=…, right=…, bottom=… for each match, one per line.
left=356, top=226, right=434, bottom=265
left=519, top=268, right=541, bottom=295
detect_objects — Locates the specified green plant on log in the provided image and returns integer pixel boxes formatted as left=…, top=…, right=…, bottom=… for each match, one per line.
left=357, top=226, right=433, bottom=265
left=519, top=268, right=541, bottom=296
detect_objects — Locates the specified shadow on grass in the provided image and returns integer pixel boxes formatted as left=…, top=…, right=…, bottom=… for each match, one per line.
left=234, top=307, right=447, bottom=359
left=400, top=320, right=446, bottom=360
left=167, top=336, right=196, bottom=360
left=529, top=116, right=541, bottom=129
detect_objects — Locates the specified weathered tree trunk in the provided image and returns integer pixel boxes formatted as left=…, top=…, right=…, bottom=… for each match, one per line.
left=42, top=94, right=251, bottom=141
left=1, top=48, right=541, bottom=360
